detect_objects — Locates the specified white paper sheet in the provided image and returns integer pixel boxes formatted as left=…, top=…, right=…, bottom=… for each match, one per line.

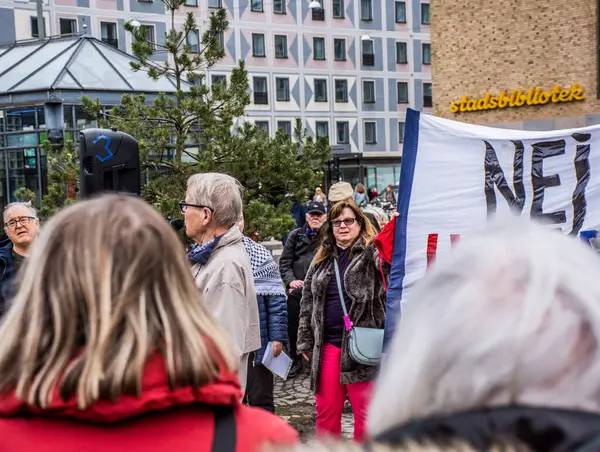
left=261, top=341, right=293, bottom=380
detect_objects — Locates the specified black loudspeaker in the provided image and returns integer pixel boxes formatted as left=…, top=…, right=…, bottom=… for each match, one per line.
left=79, top=128, right=140, bottom=198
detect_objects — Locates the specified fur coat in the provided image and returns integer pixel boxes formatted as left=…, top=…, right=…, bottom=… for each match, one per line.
left=297, top=237, right=389, bottom=392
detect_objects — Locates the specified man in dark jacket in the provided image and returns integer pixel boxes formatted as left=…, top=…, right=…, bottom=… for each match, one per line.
left=279, top=201, right=327, bottom=377
left=0, top=202, right=39, bottom=317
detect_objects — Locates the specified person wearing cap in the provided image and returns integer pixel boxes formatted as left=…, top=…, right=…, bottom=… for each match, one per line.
left=328, top=182, right=381, bottom=232
left=279, top=201, right=327, bottom=378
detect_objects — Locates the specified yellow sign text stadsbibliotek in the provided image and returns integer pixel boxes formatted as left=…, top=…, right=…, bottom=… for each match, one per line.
left=449, top=84, right=585, bottom=113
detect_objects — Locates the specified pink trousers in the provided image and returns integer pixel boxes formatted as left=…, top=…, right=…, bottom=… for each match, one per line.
left=315, top=343, right=373, bottom=442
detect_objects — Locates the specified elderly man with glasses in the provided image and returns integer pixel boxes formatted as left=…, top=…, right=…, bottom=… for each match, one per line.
left=182, top=173, right=260, bottom=394
left=0, top=202, right=39, bottom=317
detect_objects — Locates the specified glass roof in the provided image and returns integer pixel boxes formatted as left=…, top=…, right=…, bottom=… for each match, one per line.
left=0, top=36, right=187, bottom=95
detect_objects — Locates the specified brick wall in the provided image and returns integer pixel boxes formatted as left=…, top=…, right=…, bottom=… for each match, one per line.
left=431, top=0, right=599, bottom=125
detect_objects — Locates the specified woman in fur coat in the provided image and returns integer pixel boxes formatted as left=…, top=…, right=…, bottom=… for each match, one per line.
left=297, top=200, right=388, bottom=443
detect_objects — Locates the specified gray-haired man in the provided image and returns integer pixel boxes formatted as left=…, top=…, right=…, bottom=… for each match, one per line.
left=0, top=202, right=39, bottom=316
left=182, top=172, right=260, bottom=393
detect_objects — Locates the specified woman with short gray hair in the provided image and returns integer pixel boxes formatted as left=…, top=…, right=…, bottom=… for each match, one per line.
left=367, top=219, right=600, bottom=452
left=182, top=172, right=260, bottom=394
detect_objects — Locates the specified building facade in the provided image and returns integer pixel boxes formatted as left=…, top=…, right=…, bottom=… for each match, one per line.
left=431, top=0, right=600, bottom=130
left=0, top=0, right=432, bottom=193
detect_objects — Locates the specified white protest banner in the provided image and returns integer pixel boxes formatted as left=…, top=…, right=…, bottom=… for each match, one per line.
left=384, top=108, right=600, bottom=347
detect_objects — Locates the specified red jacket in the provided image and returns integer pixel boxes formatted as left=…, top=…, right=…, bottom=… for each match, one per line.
left=0, top=352, right=298, bottom=452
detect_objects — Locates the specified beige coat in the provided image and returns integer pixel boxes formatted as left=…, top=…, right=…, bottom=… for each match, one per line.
left=192, top=226, right=260, bottom=392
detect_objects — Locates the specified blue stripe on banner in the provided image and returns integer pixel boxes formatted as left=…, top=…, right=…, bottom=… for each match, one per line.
left=383, top=108, right=421, bottom=350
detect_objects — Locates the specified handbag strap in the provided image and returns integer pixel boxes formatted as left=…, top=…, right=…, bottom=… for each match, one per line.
left=333, top=258, right=354, bottom=331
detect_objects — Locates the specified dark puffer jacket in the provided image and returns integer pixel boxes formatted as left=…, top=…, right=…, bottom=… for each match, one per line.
left=0, top=240, right=15, bottom=317
left=255, top=294, right=288, bottom=364
left=241, top=237, right=289, bottom=365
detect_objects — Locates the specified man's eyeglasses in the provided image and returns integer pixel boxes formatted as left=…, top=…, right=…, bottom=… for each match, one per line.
left=4, top=216, right=37, bottom=229
left=179, top=201, right=214, bottom=215
left=331, top=218, right=356, bottom=228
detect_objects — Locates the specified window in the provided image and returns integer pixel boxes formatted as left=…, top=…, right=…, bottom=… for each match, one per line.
left=364, top=121, right=377, bottom=144
left=314, top=79, right=328, bottom=102
left=397, top=82, right=409, bottom=103
left=313, top=37, right=325, bottom=60
left=59, top=18, right=76, bottom=35
left=423, top=83, right=432, bottom=107
left=251, top=0, right=263, bottom=12
left=362, top=39, right=374, bottom=66
left=333, top=0, right=344, bottom=18
left=316, top=121, right=329, bottom=139
left=256, top=121, right=269, bottom=135
left=398, top=121, right=405, bottom=143
left=186, top=29, right=200, bottom=52
left=421, top=3, right=430, bottom=25
left=276, top=78, right=290, bottom=101
left=422, top=43, right=431, bottom=65
left=334, top=38, right=346, bottom=61
left=278, top=121, right=292, bottom=137
left=30, top=17, right=46, bottom=38
left=253, top=77, right=268, bottom=104
left=396, top=42, right=407, bottom=64
left=252, top=33, right=265, bottom=57
left=216, top=31, right=225, bottom=50
left=395, top=1, right=406, bottom=23
left=185, top=0, right=198, bottom=5
left=275, top=35, right=288, bottom=58
left=335, top=79, right=348, bottom=102
left=208, top=0, right=222, bottom=7
left=360, top=0, right=372, bottom=20
left=142, top=25, right=156, bottom=51
left=212, top=75, right=226, bottom=85
left=336, top=121, right=349, bottom=144
left=363, top=80, right=375, bottom=103
left=273, top=0, right=286, bottom=13
left=311, top=0, right=324, bottom=20
left=100, top=22, right=118, bottom=48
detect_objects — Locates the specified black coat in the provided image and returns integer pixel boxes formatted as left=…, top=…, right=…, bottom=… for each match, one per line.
left=278, top=226, right=321, bottom=289
left=0, top=241, right=14, bottom=318
left=374, top=406, right=600, bottom=452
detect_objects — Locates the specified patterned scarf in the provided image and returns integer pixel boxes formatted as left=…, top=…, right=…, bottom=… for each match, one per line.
left=242, top=236, right=286, bottom=296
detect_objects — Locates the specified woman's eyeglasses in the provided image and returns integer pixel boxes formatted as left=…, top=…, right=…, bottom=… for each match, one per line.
left=331, top=218, right=356, bottom=228
left=4, top=216, right=36, bottom=229
left=179, top=201, right=214, bottom=215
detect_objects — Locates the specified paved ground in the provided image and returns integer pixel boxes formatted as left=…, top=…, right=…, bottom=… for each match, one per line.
left=274, top=363, right=354, bottom=442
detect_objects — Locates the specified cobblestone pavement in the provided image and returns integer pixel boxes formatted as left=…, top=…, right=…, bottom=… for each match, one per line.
left=274, top=364, right=354, bottom=442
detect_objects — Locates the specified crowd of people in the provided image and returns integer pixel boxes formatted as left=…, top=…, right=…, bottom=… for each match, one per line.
left=0, top=173, right=599, bottom=452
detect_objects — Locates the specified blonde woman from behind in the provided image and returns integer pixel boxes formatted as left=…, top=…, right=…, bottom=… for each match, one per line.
left=0, top=195, right=298, bottom=452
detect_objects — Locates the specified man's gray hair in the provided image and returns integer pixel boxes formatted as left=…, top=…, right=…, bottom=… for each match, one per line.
left=187, top=173, right=243, bottom=228
left=369, top=218, right=600, bottom=436
left=3, top=202, right=38, bottom=224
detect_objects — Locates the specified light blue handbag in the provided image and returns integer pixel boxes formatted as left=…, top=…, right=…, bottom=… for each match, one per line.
left=334, top=259, right=384, bottom=366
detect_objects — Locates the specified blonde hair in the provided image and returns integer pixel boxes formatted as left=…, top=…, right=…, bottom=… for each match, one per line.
left=0, top=195, right=235, bottom=409
left=314, top=200, right=375, bottom=265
